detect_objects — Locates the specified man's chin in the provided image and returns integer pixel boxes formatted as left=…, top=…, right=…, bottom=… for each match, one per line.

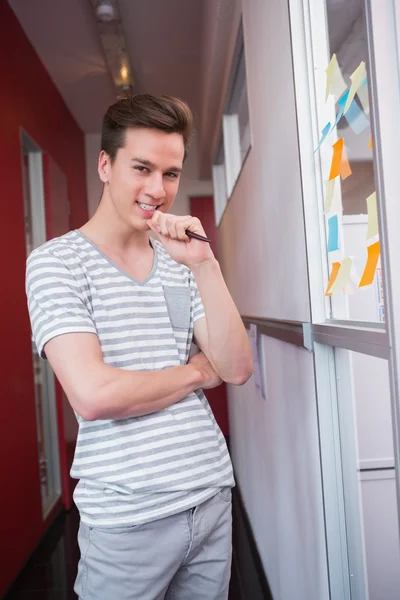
left=130, top=218, right=152, bottom=232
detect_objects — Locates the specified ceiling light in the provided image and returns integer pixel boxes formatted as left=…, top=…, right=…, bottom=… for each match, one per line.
left=120, top=64, right=128, bottom=81
left=96, top=0, right=116, bottom=23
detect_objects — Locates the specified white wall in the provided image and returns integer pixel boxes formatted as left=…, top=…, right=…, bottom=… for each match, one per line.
left=229, top=338, right=328, bottom=599
left=201, top=0, right=330, bottom=598
left=85, top=132, right=212, bottom=219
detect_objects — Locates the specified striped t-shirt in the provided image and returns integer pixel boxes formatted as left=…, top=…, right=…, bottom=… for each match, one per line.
left=26, top=230, right=234, bottom=527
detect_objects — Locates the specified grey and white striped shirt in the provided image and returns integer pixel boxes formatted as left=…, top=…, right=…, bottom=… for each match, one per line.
left=26, top=230, right=234, bottom=527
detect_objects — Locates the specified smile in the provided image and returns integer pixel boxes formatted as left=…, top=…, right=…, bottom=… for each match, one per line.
left=136, top=202, right=160, bottom=212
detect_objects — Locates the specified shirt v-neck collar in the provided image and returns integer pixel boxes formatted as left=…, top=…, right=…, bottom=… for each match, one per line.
left=75, top=230, right=158, bottom=286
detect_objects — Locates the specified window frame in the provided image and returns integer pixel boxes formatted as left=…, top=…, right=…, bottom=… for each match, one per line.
left=212, top=21, right=252, bottom=226
left=288, top=0, right=400, bottom=598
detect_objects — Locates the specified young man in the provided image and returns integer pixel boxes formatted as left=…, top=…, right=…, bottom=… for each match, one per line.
left=26, top=94, right=253, bottom=600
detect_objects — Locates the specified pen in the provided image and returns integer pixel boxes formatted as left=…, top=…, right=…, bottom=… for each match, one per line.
left=185, top=230, right=212, bottom=244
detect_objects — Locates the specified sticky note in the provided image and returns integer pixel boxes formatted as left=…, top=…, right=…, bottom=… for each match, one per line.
left=359, top=241, right=380, bottom=287
left=326, top=262, right=341, bottom=296
left=344, top=282, right=356, bottom=295
left=324, top=179, right=336, bottom=213
left=340, top=143, right=352, bottom=180
left=248, top=324, right=266, bottom=400
left=366, top=192, right=379, bottom=239
left=326, top=54, right=347, bottom=102
left=329, top=138, right=343, bottom=180
left=327, top=215, right=339, bottom=252
left=369, top=135, right=373, bottom=149
left=344, top=100, right=370, bottom=135
left=357, top=76, right=370, bottom=116
left=344, top=62, right=367, bottom=113
left=314, top=122, right=331, bottom=153
left=331, top=89, right=350, bottom=129
left=329, top=138, right=352, bottom=181
left=330, top=257, right=353, bottom=293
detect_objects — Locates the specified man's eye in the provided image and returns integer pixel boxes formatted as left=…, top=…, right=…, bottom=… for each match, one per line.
left=134, top=166, right=148, bottom=173
left=165, top=172, right=178, bottom=179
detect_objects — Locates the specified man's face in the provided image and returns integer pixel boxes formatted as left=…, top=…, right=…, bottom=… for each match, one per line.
left=99, top=127, right=184, bottom=231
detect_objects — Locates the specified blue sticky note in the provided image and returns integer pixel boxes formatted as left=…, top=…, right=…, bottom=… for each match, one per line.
left=327, top=215, right=339, bottom=252
left=331, top=89, right=350, bottom=129
left=344, top=100, right=370, bottom=135
left=314, top=122, right=331, bottom=153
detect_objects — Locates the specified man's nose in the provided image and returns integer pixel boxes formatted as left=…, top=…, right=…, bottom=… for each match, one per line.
left=145, top=173, right=165, bottom=200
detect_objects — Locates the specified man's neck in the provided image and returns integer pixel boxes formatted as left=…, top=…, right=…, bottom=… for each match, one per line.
left=80, top=197, right=151, bottom=255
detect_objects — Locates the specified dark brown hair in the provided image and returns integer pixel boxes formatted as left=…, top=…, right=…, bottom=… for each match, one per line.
left=101, top=94, right=193, bottom=163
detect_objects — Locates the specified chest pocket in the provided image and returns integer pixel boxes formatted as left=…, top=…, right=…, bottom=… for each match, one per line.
left=163, top=286, right=191, bottom=330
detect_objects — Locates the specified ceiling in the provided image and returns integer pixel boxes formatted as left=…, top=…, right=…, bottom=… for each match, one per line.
left=8, top=0, right=204, bottom=134
left=8, top=0, right=366, bottom=171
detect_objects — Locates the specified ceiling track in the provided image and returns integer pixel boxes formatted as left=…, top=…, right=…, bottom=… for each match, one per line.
left=89, top=0, right=134, bottom=98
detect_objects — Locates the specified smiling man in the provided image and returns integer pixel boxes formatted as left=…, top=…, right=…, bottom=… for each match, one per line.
left=26, top=94, right=253, bottom=600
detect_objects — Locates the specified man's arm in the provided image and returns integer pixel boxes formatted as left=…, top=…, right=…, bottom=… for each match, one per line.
left=45, top=332, right=221, bottom=421
left=148, top=212, right=253, bottom=385
left=192, top=258, right=253, bottom=385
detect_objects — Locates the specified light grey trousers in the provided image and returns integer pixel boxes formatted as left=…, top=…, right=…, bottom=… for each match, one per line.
left=74, top=489, right=232, bottom=600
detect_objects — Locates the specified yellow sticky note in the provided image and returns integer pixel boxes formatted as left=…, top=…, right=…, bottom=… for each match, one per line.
left=344, top=61, right=367, bottom=114
left=326, top=262, right=341, bottom=296
left=330, top=257, right=353, bottom=293
left=366, top=192, right=379, bottom=239
left=324, top=179, right=336, bottom=213
left=359, top=241, right=380, bottom=287
left=369, top=135, right=373, bottom=149
left=325, top=54, right=347, bottom=102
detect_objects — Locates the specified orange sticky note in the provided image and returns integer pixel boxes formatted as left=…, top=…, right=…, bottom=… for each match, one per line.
left=329, top=138, right=352, bottom=181
left=359, top=241, right=380, bottom=287
left=326, top=262, right=341, bottom=296
left=340, top=144, right=352, bottom=180
left=329, top=139, right=343, bottom=180
left=369, top=135, right=373, bottom=149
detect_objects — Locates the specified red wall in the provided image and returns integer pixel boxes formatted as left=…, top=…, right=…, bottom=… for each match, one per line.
left=0, top=2, right=88, bottom=595
left=189, top=196, right=230, bottom=437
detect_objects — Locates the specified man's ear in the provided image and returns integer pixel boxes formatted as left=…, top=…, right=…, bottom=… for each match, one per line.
left=98, top=151, right=111, bottom=183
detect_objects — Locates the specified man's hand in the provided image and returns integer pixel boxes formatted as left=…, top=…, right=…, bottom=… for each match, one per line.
left=189, top=351, right=222, bottom=390
left=148, top=211, right=214, bottom=268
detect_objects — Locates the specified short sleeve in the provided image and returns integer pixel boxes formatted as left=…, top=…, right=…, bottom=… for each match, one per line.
left=26, top=249, right=97, bottom=358
left=190, top=273, right=205, bottom=323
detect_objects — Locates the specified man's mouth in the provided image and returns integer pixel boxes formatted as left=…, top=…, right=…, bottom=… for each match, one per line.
left=136, top=201, right=161, bottom=212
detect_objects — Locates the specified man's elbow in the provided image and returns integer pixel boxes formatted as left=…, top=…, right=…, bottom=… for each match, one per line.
left=69, top=386, right=104, bottom=422
left=224, top=360, right=254, bottom=386
left=69, top=395, right=98, bottom=422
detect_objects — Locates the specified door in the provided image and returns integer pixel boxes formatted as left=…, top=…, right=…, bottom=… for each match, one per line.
left=21, top=132, right=62, bottom=518
left=43, top=153, right=76, bottom=510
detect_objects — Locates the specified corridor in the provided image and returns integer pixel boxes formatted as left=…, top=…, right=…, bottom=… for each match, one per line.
left=4, top=490, right=271, bottom=600
left=3, top=0, right=400, bottom=599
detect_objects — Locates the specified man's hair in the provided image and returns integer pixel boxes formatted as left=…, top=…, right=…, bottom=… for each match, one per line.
left=101, top=94, right=193, bottom=163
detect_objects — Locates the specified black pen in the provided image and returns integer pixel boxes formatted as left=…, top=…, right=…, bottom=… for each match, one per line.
left=185, top=230, right=212, bottom=244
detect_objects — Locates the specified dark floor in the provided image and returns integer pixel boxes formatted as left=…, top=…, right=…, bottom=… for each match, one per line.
left=3, top=493, right=249, bottom=600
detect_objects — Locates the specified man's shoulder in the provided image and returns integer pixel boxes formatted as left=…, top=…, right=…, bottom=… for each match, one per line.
left=27, top=230, right=85, bottom=266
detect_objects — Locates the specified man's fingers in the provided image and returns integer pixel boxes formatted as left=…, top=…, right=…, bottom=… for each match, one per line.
left=151, top=212, right=206, bottom=241
left=176, top=222, right=189, bottom=241
left=166, top=218, right=178, bottom=240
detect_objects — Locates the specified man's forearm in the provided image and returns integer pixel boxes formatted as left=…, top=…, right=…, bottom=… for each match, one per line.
left=191, top=258, right=253, bottom=385
left=80, top=363, right=204, bottom=421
